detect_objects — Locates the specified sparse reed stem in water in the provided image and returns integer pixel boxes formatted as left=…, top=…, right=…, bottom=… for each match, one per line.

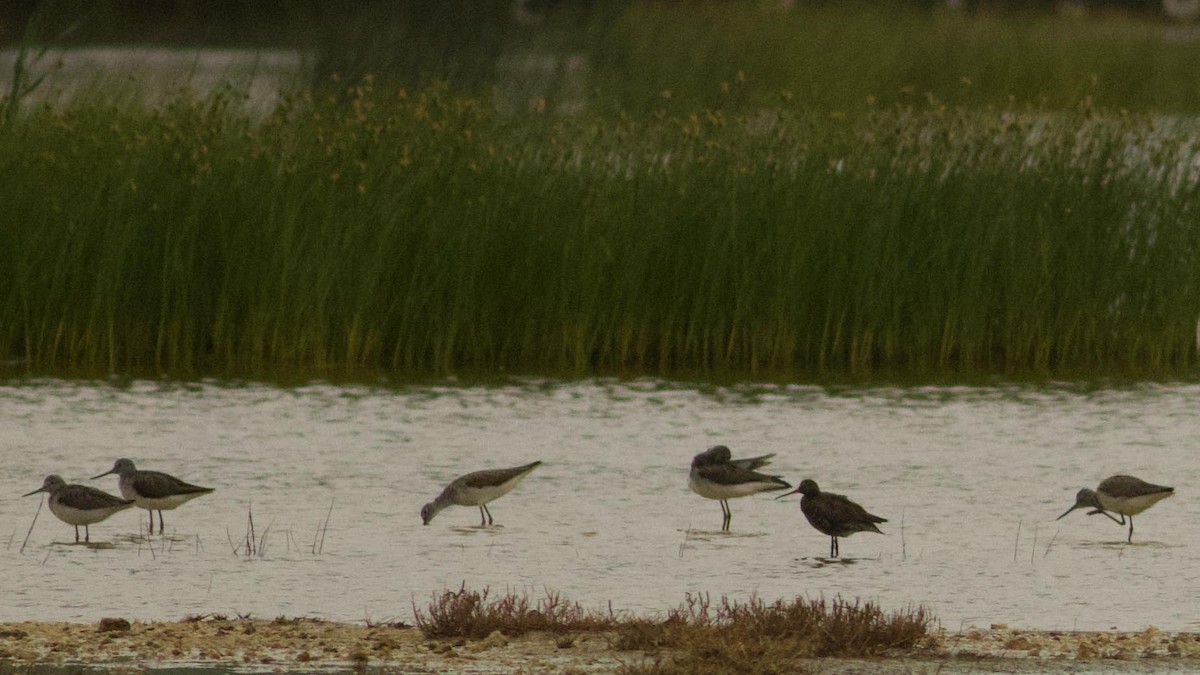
left=314, top=500, right=333, bottom=555
left=20, top=497, right=41, bottom=553
left=245, top=502, right=257, bottom=557
left=1013, top=521, right=1021, bottom=563
left=1043, top=530, right=1059, bottom=559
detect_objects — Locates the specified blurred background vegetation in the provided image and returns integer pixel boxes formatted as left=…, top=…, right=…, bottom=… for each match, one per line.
left=2, top=1, right=1199, bottom=381
left=3, top=0, right=1199, bottom=114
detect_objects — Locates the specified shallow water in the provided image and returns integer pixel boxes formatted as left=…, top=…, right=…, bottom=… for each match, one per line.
left=0, top=378, right=1197, bottom=632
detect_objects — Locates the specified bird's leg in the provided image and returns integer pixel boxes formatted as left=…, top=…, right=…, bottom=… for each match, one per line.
left=478, top=506, right=487, bottom=527
left=84, top=525, right=90, bottom=543
left=157, top=510, right=165, bottom=534
left=829, top=536, right=837, bottom=558
left=1127, top=516, right=1134, bottom=544
left=721, top=500, right=731, bottom=532
left=146, top=512, right=154, bottom=535
left=483, top=504, right=494, bottom=526
left=1087, top=509, right=1125, bottom=525
left=74, top=525, right=80, bottom=543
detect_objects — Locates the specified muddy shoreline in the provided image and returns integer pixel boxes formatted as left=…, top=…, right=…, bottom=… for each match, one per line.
left=3, top=619, right=1200, bottom=673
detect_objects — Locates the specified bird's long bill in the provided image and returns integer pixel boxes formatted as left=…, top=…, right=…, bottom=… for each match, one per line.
left=774, top=486, right=802, bottom=500
left=90, top=469, right=114, bottom=480
left=21, top=487, right=45, bottom=497
left=1056, top=503, right=1080, bottom=520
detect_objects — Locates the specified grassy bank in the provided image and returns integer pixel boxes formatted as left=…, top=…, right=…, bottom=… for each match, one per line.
left=1, top=79, right=1198, bottom=380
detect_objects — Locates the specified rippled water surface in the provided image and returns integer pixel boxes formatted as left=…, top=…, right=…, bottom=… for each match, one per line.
left=1, top=378, right=1198, bottom=631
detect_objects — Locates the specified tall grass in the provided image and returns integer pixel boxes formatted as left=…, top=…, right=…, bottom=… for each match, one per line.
left=0, top=75, right=1198, bottom=380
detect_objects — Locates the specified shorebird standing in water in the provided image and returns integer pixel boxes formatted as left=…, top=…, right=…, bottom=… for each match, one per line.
left=688, top=445, right=791, bottom=532
left=1057, top=475, right=1174, bottom=543
left=92, top=458, right=214, bottom=534
left=23, top=475, right=135, bottom=543
left=778, top=479, right=886, bottom=558
left=420, top=461, right=542, bottom=526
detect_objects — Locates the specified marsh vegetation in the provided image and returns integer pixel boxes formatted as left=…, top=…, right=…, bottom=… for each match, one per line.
left=414, top=586, right=933, bottom=673
left=2, top=4, right=1198, bottom=381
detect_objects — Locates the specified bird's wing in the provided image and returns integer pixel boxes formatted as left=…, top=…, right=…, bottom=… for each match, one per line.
left=133, top=471, right=213, bottom=498
left=829, top=492, right=888, bottom=524
left=696, top=463, right=788, bottom=488
left=457, top=461, right=542, bottom=489
left=729, top=453, right=776, bottom=471
left=1100, top=475, right=1173, bottom=498
left=63, top=485, right=134, bottom=509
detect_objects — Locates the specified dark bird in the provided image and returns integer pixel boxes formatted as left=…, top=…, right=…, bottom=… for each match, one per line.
left=23, top=475, right=135, bottom=543
left=688, top=445, right=790, bottom=532
left=1057, top=474, right=1174, bottom=543
left=421, top=461, right=542, bottom=526
left=93, top=458, right=214, bottom=534
left=778, top=479, right=886, bottom=557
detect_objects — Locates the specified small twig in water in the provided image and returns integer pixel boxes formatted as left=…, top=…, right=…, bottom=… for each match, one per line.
left=1013, top=520, right=1021, bottom=563
left=679, top=523, right=692, bottom=559
left=245, top=501, right=257, bottom=557
left=1030, top=525, right=1038, bottom=565
left=317, top=500, right=333, bottom=554
left=257, top=518, right=275, bottom=558
left=225, top=527, right=240, bottom=556
left=900, top=508, right=907, bottom=561
left=21, top=498, right=42, bottom=554
left=1043, top=530, right=1059, bottom=559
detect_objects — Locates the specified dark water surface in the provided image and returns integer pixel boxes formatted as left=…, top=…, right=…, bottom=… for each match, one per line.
left=1, top=378, right=1197, bottom=631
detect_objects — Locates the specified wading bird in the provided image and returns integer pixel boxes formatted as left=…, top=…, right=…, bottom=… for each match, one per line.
left=23, top=475, right=135, bottom=543
left=688, top=445, right=790, bottom=532
left=93, top=458, right=214, bottom=534
left=420, top=461, right=542, bottom=526
left=778, top=479, right=886, bottom=558
left=1057, top=474, right=1174, bottom=543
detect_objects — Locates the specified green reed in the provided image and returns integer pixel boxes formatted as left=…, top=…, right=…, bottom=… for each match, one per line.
left=1, top=79, right=1198, bottom=379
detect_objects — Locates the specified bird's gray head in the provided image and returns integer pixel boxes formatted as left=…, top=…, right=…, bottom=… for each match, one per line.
left=92, top=458, right=136, bottom=480
left=693, top=445, right=731, bottom=467
left=23, top=474, right=66, bottom=497
left=420, top=502, right=437, bottom=525
left=1057, top=488, right=1102, bottom=520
